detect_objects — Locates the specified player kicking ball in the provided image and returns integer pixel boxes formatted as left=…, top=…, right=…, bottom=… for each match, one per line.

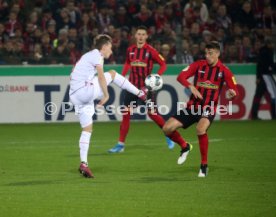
left=162, top=41, right=238, bottom=177
left=69, top=34, right=148, bottom=178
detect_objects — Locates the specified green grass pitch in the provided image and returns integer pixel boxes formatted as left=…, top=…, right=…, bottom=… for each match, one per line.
left=0, top=121, right=276, bottom=217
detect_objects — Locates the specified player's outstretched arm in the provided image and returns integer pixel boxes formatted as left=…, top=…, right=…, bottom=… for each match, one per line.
left=152, top=48, right=166, bottom=75
left=224, top=69, right=238, bottom=100
left=177, top=63, right=197, bottom=87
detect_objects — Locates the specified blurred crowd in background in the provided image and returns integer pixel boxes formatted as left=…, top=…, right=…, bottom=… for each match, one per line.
left=0, top=0, right=275, bottom=65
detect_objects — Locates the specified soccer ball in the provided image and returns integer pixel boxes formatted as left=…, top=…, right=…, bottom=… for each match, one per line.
left=144, top=74, right=164, bottom=91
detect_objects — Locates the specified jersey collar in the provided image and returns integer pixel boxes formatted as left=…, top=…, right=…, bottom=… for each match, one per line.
left=95, top=49, right=104, bottom=57
left=137, top=43, right=148, bottom=49
left=213, top=59, right=222, bottom=67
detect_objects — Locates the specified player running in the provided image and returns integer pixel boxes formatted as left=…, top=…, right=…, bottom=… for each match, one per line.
left=108, top=25, right=174, bottom=153
left=162, top=41, right=238, bottom=177
left=69, top=34, right=148, bottom=178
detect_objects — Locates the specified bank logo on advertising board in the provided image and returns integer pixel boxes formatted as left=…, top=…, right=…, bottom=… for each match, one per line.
left=0, top=84, right=29, bottom=93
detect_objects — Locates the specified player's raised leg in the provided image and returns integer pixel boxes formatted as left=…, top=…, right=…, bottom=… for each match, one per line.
left=162, top=117, right=192, bottom=164
left=147, top=110, right=175, bottom=149
left=109, top=70, right=147, bottom=101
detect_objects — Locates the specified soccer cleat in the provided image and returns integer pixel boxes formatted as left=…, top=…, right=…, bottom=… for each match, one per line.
left=137, top=87, right=149, bottom=102
left=177, top=143, right=193, bottom=165
left=166, top=137, right=175, bottom=149
left=198, top=164, right=208, bottom=177
left=79, top=162, right=94, bottom=178
left=108, top=143, right=125, bottom=153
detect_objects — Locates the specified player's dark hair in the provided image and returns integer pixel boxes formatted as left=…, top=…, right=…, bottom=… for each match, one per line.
left=136, top=25, right=148, bottom=33
left=206, top=41, right=221, bottom=51
left=94, top=34, right=112, bottom=50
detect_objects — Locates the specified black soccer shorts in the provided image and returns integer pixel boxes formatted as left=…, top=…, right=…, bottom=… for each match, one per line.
left=172, top=108, right=215, bottom=129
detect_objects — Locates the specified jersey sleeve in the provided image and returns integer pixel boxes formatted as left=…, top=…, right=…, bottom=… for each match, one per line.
left=224, top=67, right=238, bottom=95
left=151, top=48, right=167, bottom=75
left=177, top=62, right=198, bottom=87
left=93, top=52, right=104, bottom=67
left=122, top=47, right=131, bottom=76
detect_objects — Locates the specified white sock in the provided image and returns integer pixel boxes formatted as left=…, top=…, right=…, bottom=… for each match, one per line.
left=113, top=73, right=140, bottom=95
left=118, top=141, right=124, bottom=146
left=79, top=131, right=92, bottom=164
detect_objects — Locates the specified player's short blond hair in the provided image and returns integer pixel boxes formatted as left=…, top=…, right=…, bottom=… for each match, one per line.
left=94, top=34, right=112, bottom=50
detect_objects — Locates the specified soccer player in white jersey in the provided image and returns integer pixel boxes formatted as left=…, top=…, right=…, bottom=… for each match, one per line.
left=69, top=34, right=147, bottom=178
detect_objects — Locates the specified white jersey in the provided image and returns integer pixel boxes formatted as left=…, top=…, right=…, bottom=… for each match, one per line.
left=70, top=49, right=104, bottom=94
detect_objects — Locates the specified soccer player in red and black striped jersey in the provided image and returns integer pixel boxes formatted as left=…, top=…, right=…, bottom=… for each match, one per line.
left=163, top=41, right=238, bottom=177
left=108, top=25, right=174, bottom=153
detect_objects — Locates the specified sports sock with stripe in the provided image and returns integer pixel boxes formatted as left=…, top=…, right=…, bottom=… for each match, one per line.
left=113, top=73, right=140, bottom=96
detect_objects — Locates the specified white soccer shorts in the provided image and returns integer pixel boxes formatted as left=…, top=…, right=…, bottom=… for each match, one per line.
left=70, top=72, right=113, bottom=128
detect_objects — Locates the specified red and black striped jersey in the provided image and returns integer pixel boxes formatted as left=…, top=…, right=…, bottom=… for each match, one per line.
left=122, top=43, right=166, bottom=88
left=177, top=60, right=238, bottom=110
